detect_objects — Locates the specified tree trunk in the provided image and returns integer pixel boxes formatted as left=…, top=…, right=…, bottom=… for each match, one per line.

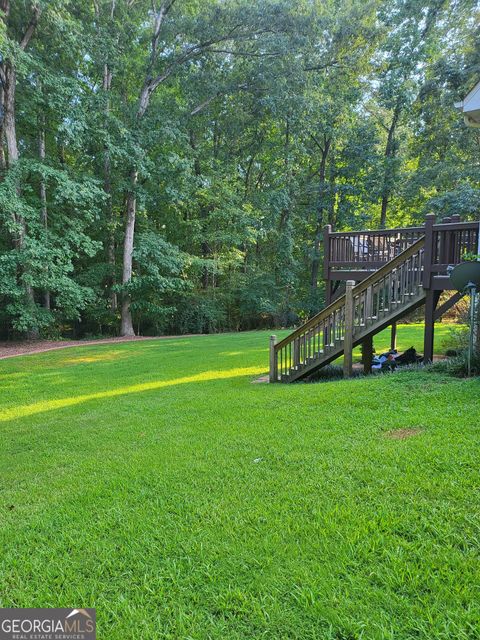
left=379, top=105, right=400, bottom=229
left=0, top=84, right=6, bottom=172
left=311, top=137, right=331, bottom=296
left=119, top=0, right=216, bottom=334
left=0, top=0, right=40, bottom=337
left=38, top=117, right=50, bottom=310
left=3, top=62, right=36, bottom=325
left=189, top=130, right=211, bottom=289
left=121, top=171, right=137, bottom=336
left=3, top=66, right=19, bottom=164
left=103, top=63, right=117, bottom=312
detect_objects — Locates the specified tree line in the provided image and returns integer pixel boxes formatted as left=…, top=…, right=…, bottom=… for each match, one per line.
left=0, top=0, right=479, bottom=338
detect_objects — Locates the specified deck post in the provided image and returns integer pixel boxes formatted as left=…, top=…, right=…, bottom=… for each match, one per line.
left=323, top=225, right=332, bottom=281
left=343, top=280, right=355, bottom=378
left=423, top=213, right=435, bottom=289
left=269, top=335, right=277, bottom=383
left=441, top=216, right=452, bottom=265
left=390, top=321, right=397, bottom=351
left=423, top=291, right=440, bottom=364
left=362, top=334, right=373, bottom=375
left=325, top=280, right=332, bottom=306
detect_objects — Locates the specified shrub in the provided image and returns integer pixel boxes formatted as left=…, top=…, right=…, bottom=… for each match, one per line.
left=428, top=348, right=480, bottom=377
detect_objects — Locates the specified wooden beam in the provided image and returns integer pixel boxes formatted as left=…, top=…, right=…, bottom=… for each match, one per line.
left=431, top=276, right=456, bottom=291
left=362, top=334, right=373, bottom=375
left=423, top=213, right=435, bottom=289
left=390, top=322, right=397, bottom=351
left=269, top=335, right=277, bottom=382
left=323, top=225, right=331, bottom=280
left=434, top=291, right=464, bottom=321
left=325, top=279, right=332, bottom=305
left=329, top=261, right=388, bottom=269
left=423, top=291, right=441, bottom=363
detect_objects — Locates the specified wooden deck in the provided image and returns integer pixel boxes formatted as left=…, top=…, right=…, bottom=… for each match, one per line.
left=270, top=215, right=479, bottom=382
left=324, top=214, right=479, bottom=292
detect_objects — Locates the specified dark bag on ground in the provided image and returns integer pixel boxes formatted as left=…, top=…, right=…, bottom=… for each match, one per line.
left=394, top=346, right=422, bottom=365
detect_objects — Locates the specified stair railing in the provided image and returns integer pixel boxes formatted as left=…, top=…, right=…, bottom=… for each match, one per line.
left=270, top=237, right=425, bottom=382
left=349, top=237, right=425, bottom=337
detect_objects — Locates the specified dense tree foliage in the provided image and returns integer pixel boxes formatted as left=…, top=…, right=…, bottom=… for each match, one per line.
left=0, top=0, right=479, bottom=337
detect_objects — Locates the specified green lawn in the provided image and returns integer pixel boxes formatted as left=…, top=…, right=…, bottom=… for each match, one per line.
left=353, top=321, right=453, bottom=356
left=1, top=325, right=479, bottom=639
left=349, top=322, right=454, bottom=364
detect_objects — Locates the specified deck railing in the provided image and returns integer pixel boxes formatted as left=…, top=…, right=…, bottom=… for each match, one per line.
left=431, top=223, right=479, bottom=275
left=326, top=227, right=424, bottom=271
left=324, top=216, right=479, bottom=277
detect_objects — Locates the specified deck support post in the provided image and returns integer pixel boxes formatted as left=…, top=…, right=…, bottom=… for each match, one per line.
left=423, top=213, right=435, bottom=289
left=434, top=292, right=464, bottom=321
left=423, top=291, right=440, bottom=364
left=362, top=334, right=373, bottom=375
left=325, top=280, right=332, bottom=306
left=269, top=335, right=277, bottom=383
left=324, top=225, right=332, bottom=305
left=390, top=322, right=397, bottom=351
left=343, top=280, right=355, bottom=378
left=323, top=225, right=331, bottom=281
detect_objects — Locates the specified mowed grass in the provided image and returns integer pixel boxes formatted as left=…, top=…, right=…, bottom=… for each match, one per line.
left=0, top=325, right=479, bottom=639
left=352, top=322, right=454, bottom=359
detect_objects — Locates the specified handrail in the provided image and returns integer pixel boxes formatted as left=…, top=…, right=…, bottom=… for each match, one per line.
left=352, top=237, right=425, bottom=296
left=432, top=221, right=478, bottom=231
left=329, top=226, right=424, bottom=237
left=274, top=293, right=346, bottom=350
left=328, top=221, right=478, bottom=237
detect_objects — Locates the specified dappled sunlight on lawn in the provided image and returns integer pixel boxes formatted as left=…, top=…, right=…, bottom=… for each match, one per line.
left=0, top=371, right=28, bottom=391
left=0, top=365, right=267, bottom=423
left=219, top=351, right=245, bottom=356
left=219, top=347, right=269, bottom=356
left=63, top=350, right=125, bottom=364
left=0, top=371, right=27, bottom=381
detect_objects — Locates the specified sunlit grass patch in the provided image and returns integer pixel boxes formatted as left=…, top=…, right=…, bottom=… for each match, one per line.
left=0, top=365, right=265, bottom=423
left=62, top=350, right=125, bottom=364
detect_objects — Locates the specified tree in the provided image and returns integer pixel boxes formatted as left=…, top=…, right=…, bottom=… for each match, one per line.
left=0, top=0, right=478, bottom=338
left=0, top=0, right=41, bottom=335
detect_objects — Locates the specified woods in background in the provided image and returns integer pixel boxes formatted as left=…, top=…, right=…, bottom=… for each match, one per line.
left=0, top=0, right=479, bottom=338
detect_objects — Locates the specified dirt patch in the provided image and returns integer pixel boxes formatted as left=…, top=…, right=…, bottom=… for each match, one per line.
left=0, top=334, right=201, bottom=360
left=385, top=428, right=423, bottom=440
left=252, top=375, right=269, bottom=384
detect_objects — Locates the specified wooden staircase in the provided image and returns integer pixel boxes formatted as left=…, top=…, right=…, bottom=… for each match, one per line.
left=270, top=237, right=426, bottom=382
